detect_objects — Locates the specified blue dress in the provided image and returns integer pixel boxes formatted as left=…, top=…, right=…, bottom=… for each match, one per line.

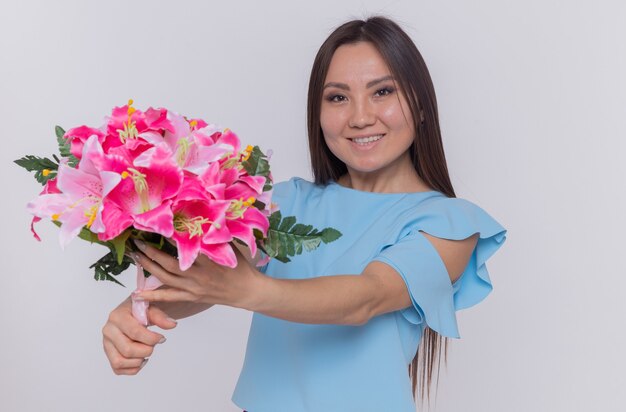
left=232, top=177, right=507, bottom=412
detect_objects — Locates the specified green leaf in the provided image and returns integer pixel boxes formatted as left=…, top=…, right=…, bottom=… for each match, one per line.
left=320, top=228, right=342, bottom=244
left=301, top=237, right=322, bottom=252
left=56, top=125, right=79, bottom=167
left=262, top=214, right=343, bottom=262
left=55, top=125, right=66, bottom=140
left=110, top=230, right=132, bottom=265
left=14, top=155, right=58, bottom=185
left=282, top=231, right=295, bottom=256
left=269, top=227, right=281, bottom=257
left=268, top=210, right=282, bottom=229
left=278, top=216, right=296, bottom=232
left=90, top=251, right=131, bottom=287
left=56, top=126, right=70, bottom=158
left=290, top=223, right=313, bottom=236
left=78, top=227, right=108, bottom=246
left=242, top=146, right=271, bottom=177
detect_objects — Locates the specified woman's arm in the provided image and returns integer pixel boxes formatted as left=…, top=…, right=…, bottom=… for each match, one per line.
left=247, top=232, right=478, bottom=325
left=132, top=233, right=478, bottom=326
left=151, top=291, right=214, bottom=320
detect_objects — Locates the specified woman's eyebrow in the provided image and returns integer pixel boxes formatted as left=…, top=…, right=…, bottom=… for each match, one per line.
left=366, top=75, right=394, bottom=88
left=323, top=75, right=395, bottom=91
left=323, top=82, right=350, bottom=91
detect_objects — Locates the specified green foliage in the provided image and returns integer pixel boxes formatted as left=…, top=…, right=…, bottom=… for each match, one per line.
left=90, top=251, right=132, bottom=287
left=14, top=155, right=59, bottom=185
left=55, top=125, right=79, bottom=167
left=55, top=126, right=69, bottom=153
left=110, top=230, right=132, bottom=265
left=76, top=226, right=106, bottom=245
left=14, top=125, right=78, bottom=184
left=242, top=146, right=270, bottom=178
left=261, top=211, right=342, bottom=263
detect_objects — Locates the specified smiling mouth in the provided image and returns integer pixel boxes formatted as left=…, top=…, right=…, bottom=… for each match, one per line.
left=349, top=134, right=385, bottom=145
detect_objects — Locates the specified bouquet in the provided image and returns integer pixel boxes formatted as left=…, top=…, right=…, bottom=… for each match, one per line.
left=16, top=100, right=341, bottom=324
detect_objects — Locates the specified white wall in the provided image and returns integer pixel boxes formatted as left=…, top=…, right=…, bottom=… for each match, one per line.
left=1, top=0, right=624, bottom=411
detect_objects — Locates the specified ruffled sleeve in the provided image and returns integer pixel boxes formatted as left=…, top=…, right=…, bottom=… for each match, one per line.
left=372, top=196, right=507, bottom=338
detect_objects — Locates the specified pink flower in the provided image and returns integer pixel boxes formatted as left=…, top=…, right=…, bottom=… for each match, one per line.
left=98, top=144, right=184, bottom=240
left=26, top=136, right=121, bottom=248
left=140, top=112, right=234, bottom=175
left=105, top=104, right=149, bottom=143
left=100, top=102, right=174, bottom=156
left=144, top=107, right=175, bottom=133
left=29, top=178, right=61, bottom=241
left=105, top=136, right=153, bottom=165
left=223, top=182, right=269, bottom=257
left=171, top=180, right=235, bottom=270
left=63, top=126, right=106, bottom=159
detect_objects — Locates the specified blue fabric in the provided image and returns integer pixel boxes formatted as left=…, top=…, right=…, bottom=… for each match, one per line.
left=232, top=177, right=507, bottom=412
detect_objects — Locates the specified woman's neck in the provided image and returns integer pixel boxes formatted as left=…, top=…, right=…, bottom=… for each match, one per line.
left=337, top=163, right=433, bottom=194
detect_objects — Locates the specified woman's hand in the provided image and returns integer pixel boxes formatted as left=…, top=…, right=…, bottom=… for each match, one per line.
left=102, top=296, right=178, bottom=375
left=130, top=240, right=262, bottom=309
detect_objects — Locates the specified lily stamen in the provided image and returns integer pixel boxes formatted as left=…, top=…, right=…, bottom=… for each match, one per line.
left=125, top=168, right=150, bottom=212
left=174, top=215, right=221, bottom=237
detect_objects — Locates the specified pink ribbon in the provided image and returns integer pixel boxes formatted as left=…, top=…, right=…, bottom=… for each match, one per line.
left=131, top=261, right=163, bottom=326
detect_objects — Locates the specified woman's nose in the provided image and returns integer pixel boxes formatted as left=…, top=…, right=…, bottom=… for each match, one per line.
left=348, top=99, right=376, bottom=128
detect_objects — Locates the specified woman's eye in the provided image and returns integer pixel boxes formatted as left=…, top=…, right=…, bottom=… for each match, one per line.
left=326, top=94, right=346, bottom=103
left=374, top=87, right=394, bottom=97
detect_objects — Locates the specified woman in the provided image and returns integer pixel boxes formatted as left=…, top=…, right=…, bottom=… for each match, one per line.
left=102, top=16, right=507, bottom=411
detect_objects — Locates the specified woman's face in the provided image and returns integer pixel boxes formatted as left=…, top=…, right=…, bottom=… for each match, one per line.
left=320, top=41, right=415, bottom=178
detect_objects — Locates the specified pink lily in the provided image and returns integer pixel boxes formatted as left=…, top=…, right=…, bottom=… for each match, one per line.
left=223, top=182, right=269, bottom=257
left=29, top=178, right=61, bottom=241
left=140, top=112, right=234, bottom=175
left=197, top=161, right=269, bottom=256
left=63, top=125, right=106, bottom=159
left=170, top=174, right=235, bottom=270
left=26, top=136, right=121, bottom=248
left=105, top=136, right=153, bottom=166
left=98, top=143, right=184, bottom=241
left=102, top=102, right=173, bottom=156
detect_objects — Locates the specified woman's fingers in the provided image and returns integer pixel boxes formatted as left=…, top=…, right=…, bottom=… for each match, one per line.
left=147, top=304, right=178, bottom=330
left=133, top=240, right=183, bottom=275
left=103, top=338, right=149, bottom=375
left=106, top=324, right=158, bottom=358
left=136, top=287, right=196, bottom=303
left=102, top=297, right=175, bottom=375
left=133, top=251, right=188, bottom=290
left=107, top=306, right=166, bottom=347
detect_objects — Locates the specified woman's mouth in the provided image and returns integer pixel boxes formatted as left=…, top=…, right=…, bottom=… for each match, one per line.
left=349, top=134, right=385, bottom=146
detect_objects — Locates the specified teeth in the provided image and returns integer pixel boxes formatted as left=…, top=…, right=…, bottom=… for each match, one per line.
left=352, top=134, right=383, bottom=144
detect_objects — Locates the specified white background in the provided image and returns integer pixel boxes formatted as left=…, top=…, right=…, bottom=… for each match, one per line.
left=1, top=1, right=624, bottom=411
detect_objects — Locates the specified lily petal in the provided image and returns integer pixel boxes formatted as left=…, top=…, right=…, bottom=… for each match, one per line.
left=133, top=200, right=175, bottom=238
left=200, top=241, right=237, bottom=268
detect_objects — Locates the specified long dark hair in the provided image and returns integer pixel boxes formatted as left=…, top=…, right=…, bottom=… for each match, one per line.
left=307, top=16, right=457, bottom=404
